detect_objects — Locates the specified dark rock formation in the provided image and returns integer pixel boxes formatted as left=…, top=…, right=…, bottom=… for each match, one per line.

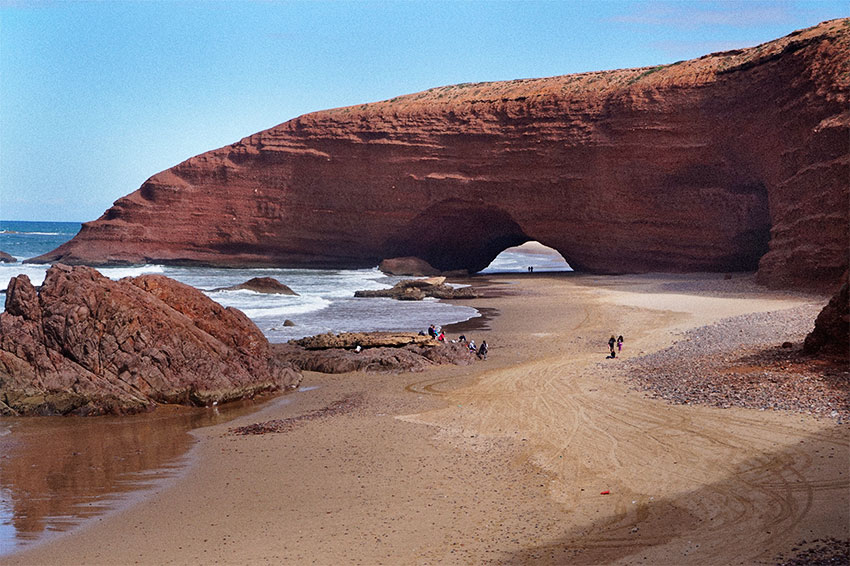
left=290, top=331, right=433, bottom=350
left=30, top=20, right=849, bottom=289
left=213, top=276, right=298, bottom=295
left=0, top=265, right=301, bottom=416
left=804, top=271, right=849, bottom=356
left=354, top=277, right=477, bottom=301
left=0, top=251, right=15, bottom=263
left=274, top=333, right=476, bottom=373
left=379, top=257, right=441, bottom=276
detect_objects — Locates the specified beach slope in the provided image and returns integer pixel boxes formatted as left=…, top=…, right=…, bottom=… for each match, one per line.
left=4, top=274, right=847, bottom=565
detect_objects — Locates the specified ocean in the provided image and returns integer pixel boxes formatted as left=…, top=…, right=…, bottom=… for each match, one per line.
left=0, top=221, right=570, bottom=342
left=0, top=220, right=570, bottom=555
left=0, top=220, right=483, bottom=342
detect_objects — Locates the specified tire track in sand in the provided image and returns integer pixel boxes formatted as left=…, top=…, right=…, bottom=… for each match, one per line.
left=401, top=277, right=848, bottom=564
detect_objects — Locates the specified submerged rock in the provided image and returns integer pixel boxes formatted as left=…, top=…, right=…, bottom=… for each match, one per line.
left=0, top=265, right=301, bottom=416
left=213, top=277, right=298, bottom=295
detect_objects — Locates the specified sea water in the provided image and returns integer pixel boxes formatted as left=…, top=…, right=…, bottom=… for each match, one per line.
left=0, top=222, right=572, bottom=341
left=0, top=220, right=482, bottom=341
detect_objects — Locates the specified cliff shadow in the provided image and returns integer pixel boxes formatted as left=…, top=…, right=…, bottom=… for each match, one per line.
left=493, top=423, right=849, bottom=565
left=382, top=199, right=531, bottom=273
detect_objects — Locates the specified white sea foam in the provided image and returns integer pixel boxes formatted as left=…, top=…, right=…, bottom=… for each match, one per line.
left=99, top=264, right=165, bottom=279
left=0, top=264, right=50, bottom=289
left=237, top=298, right=332, bottom=319
left=1, top=231, right=64, bottom=236
left=0, top=264, right=167, bottom=291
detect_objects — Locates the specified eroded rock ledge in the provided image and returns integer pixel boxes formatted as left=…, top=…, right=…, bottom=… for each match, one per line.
left=0, top=265, right=301, bottom=416
left=29, top=20, right=850, bottom=289
left=354, top=277, right=477, bottom=301
left=274, top=332, right=477, bottom=373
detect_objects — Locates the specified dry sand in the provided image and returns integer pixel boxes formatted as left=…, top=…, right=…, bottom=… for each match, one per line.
left=4, top=273, right=848, bottom=565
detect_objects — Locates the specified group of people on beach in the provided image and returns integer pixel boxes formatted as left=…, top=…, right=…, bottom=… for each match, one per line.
left=607, top=335, right=624, bottom=359
left=425, top=325, right=488, bottom=360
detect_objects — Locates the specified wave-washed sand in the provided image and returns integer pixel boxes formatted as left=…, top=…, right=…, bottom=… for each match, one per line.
left=4, top=273, right=848, bottom=565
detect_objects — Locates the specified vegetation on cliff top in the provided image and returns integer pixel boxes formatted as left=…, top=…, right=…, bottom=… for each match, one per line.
left=321, top=18, right=848, bottom=117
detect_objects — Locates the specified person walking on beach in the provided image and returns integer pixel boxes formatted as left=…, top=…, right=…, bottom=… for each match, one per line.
left=478, top=341, right=488, bottom=360
left=608, top=335, right=616, bottom=356
left=617, top=335, right=624, bottom=352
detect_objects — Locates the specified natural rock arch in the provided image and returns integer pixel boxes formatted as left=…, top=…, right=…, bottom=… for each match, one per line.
left=29, top=20, right=849, bottom=289
left=382, top=200, right=530, bottom=273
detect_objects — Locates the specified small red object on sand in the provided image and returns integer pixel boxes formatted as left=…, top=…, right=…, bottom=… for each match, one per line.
left=600, top=490, right=610, bottom=495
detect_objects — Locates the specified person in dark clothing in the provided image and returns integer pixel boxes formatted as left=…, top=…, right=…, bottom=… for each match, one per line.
left=608, top=335, right=616, bottom=355
left=477, top=341, right=488, bottom=360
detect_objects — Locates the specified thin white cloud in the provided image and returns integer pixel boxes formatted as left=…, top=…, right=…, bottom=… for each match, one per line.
left=650, top=39, right=758, bottom=57
left=611, top=0, right=794, bottom=28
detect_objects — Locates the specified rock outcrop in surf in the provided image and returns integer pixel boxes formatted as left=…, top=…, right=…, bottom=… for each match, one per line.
left=0, top=265, right=301, bottom=416
left=354, top=277, right=477, bottom=301
left=213, top=277, right=298, bottom=295
left=30, top=20, right=850, bottom=289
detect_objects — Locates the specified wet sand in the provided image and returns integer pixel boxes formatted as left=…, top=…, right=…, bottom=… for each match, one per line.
left=3, top=273, right=848, bottom=565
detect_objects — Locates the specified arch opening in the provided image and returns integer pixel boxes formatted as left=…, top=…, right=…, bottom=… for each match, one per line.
left=384, top=200, right=531, bottom=273
left=481, top=241, right=573, bottom=274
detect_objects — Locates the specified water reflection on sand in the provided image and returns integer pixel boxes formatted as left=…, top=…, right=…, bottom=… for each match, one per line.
left=0, top=395, right=290, bottom=556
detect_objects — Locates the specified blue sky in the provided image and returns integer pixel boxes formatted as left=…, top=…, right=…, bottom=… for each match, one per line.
left=1, top=0, right=846, bottom=222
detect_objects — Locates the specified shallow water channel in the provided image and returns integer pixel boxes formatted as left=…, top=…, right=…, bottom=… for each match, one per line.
left=0, top=393, right=296, bottom=556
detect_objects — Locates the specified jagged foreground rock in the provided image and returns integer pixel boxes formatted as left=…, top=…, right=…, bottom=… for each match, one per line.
left=0, top=265, right=301, bottom=416
left=804, top=271, right=850, bottom=356
left=31, top=20, right=849, bottom=288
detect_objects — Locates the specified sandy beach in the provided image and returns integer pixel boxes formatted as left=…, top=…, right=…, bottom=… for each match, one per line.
left=4, top=273, right=847, bottom=565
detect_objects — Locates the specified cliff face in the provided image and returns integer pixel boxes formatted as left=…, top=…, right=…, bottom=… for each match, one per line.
left=32, top=20, right=849, bottom=288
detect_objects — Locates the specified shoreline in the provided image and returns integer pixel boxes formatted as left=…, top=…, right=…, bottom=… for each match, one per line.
left=3, top=272, right=848, bottom=565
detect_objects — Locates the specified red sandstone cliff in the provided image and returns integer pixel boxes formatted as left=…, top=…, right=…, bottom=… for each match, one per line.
left=31, top=20, right=850, bottom=288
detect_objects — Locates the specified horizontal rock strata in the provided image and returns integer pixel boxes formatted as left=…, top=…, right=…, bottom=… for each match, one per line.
left=31, top=20, right=849, bottom=288
left=379, top=257, right=441, bottom=277
left=0, top=265, right=301, bottom=416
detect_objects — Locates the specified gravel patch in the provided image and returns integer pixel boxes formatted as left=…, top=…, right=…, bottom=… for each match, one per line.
left=603, top=305, right=849, bottom=423
left=774, top=537, right=850, bottom=566
left=228, top=394, right=364, bottom=435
